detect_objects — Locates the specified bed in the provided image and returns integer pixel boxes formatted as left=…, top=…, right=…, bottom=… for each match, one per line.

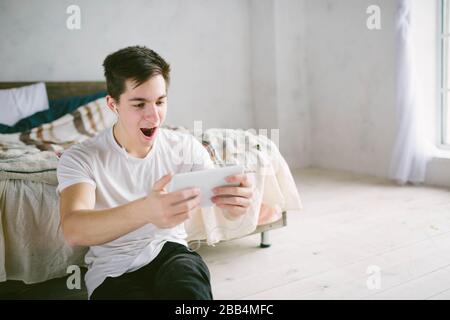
left=0, top=82, right=301, bottom=299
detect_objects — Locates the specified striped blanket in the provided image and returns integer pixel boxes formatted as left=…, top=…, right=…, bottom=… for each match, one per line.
left=0, top=97, right=114, bottom=159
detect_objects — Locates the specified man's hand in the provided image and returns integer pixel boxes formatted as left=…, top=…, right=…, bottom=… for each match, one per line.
left=143, top=173, right=202, bottom=228
left=211, top=173, right=253, bottom=219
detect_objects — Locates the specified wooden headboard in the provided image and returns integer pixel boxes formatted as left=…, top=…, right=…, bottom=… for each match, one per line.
left=0, top=82, right=106, bottom=100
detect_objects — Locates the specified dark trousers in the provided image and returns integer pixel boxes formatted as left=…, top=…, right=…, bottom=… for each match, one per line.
left=90, top=241, right=213, bottom=300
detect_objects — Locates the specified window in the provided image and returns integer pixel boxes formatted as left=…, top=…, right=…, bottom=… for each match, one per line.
left=440, top=0, right=450, bottom=147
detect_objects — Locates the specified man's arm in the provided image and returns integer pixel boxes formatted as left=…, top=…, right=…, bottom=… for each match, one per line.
left=60, top=174, right=202, bottom=247
left=60, top=183, right=150, bottom=246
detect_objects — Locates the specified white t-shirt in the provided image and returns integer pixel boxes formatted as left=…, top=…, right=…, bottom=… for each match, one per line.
left=56, top=126, right=214, bottom=298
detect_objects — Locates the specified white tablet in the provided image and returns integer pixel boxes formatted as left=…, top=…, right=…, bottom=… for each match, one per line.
left=167, top=165, right=244, bottom=208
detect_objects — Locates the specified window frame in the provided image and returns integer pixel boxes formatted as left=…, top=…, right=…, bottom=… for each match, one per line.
left=439, top=0, right=450, bottom=149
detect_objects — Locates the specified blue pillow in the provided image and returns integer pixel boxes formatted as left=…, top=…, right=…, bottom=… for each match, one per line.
left=0, top=91, right=107, bottom=134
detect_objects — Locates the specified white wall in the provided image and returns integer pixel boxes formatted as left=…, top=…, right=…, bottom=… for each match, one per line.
left=274, top=0, right=311, bottom=168
left=250, top=0, right=311, bottom=169
left=250, top=0, right=278, bottom=132
left=0, top=0, right=253, bottom=130
left=305, top=0, right=397, bottom=178
left=248, top=0, right=401, bottom=175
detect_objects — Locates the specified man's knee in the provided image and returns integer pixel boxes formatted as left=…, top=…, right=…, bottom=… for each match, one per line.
left=155, top=253, right=213, bottom=299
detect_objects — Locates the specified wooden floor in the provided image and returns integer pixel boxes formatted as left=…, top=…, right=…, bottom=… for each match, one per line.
left=196, top=168, right=450, bottom=300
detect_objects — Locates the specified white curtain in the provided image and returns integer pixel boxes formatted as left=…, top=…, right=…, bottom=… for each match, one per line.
left=389, top=0, right=435, bottom=185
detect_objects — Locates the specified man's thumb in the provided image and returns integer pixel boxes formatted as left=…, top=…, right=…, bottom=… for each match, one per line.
left=153, top=172, right=173, bottom=191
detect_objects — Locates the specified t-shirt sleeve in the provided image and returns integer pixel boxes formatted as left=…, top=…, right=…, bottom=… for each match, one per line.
left=56, top=146, right=96, bottom=194
left=190, top=136, right=215, bottom=171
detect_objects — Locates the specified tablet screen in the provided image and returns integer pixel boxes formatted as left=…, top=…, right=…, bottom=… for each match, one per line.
left=167, top=165, right=244, bottom=207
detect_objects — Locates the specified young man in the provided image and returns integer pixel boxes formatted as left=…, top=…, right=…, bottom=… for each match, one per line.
left=57, top=46, right=253, bottom=300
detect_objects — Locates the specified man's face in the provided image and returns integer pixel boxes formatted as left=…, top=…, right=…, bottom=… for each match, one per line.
left=111, top=74, right=167, bottom=148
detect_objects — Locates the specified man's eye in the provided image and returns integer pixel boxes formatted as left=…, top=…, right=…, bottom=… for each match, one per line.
left=156, top=101, right=165, bottom=106
left=134, top=103, right=145, bottom=108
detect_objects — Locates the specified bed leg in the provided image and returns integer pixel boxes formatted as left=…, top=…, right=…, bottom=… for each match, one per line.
left=260, top=231, right=271, bottom=248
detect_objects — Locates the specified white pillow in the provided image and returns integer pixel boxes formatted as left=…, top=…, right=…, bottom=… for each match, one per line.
left=0, top=82, right=49, bottom=126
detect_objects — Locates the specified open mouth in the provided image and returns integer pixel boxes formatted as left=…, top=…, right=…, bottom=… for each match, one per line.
left=140, top=127, right=157, bottom=138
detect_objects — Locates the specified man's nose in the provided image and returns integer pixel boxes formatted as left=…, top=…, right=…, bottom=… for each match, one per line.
left=143, top=104, right=159, bottom=122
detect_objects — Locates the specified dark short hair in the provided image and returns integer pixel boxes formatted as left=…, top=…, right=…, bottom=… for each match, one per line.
left=103, top=45, right=171, bottom=101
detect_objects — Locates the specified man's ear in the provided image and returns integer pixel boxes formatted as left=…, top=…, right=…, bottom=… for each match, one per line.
left=106, top=95, right=118, bottom=114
